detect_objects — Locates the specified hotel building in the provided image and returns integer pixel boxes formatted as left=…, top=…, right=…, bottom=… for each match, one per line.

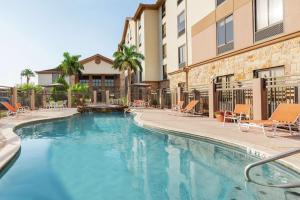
left=120, top=0, right=300, bottom=118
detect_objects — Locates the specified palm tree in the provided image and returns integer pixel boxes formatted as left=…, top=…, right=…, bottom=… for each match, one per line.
left=113, top=45, right=145, bottom=105
left=59, top=52, right=84, bottom=82
left=21, top=68, right=35, bottom=84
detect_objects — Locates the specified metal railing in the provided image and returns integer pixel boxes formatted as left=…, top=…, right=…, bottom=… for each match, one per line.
left=189, top=84, right=209, bottom=115
left=244, top=148, right=300, bottom=188
left=216, top=80, right=253, bottom=115
left=265, top=75, right=300, bottom=117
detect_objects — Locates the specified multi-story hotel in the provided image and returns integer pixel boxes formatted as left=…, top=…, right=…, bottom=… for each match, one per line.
left=120, top=0, right=300, bottom=118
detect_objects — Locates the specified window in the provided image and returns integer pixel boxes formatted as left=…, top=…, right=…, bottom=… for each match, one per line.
left=178, top=45, right=186, bottom=67
left=138, top=20, right=141, bottom=30
left=216, top=74, right=234, bottom=88
left=92, top=76, right=101, bottom=87
left=217, top=15, right=233, bottom=47
left=162, top=23, right=166, bottom=38
left=105, top=76, right=114, bottom=87
left=216, top=0, right=226, bottom=6
left=162, top=3, right=166, bottom=18
left=255, top=0, right=283, bottom=31
left=138, top=33, right=142, bottom=47
left=79, top=76, right=89, bottom=84
left=52, top=73, right=59, bottom=83
left=254, top=66, right=284, bottom=78
left=177, top=0, right=183, bottom=5
left=163, top=65, right=168, bottom=80
left=177, top=11, right=185, bottom=37
left=162, top=44, right=167, bottom=59
left=139, top=70, right=143, bottom=82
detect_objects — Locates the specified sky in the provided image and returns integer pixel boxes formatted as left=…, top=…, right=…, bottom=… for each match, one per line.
left=0, top=0, right=154, bottom=86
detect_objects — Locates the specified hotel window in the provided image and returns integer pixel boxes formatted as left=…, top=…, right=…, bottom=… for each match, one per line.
left=253, top=66, right=284, bottom=78
left=105, top=76, right=114, bottom=87
left=79, top=76, right=89, bottom=84
left=178, top=45, right=186, bottom=68
left=162, top=44, right=167, bottom=59
left=139, top=70, right=143, bottom=82
left=255, top=0, right=283, bottom=41
left=177, top=11, right=185, bottom=37
left=52, top=73, right=59, bottom=83
left=163, top=65, right=168, bottom=80
left=162, top=23, right=166, bottom=38
left=216, top=0, right=226, bottom=7
left=162, top=3, right=166, bottom=18
left=138, top=33, right=142, bottom=47
left=92, top=76, right=101, bottom=87
left=217, top=15, right=234, bottom=54
left=177, top=0, right=183, bottom=5
left=138, top=20, right=141, bottom=30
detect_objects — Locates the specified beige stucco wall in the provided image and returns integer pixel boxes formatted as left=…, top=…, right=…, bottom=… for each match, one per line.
left=284, top=0, right=300, bottom=34
left=143, top=10, right=160, bottom=81
left=234, top=1, right=253, bottom=50
left=38, top=74, right=53, bottom=85
left=192, top=24, right=217, bottom=63
left=170, top=36, right=300, bottom=89
left=81, top=60, right=119, bottom=75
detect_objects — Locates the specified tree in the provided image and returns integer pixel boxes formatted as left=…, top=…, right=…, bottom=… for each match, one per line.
left=21, top=69, right=35, bottom=84
left=112, top=45, right=145, bottom=105
left=59, top=52, right=84, bottom=80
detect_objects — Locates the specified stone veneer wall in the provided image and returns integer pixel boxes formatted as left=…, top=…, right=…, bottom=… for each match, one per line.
left=170, top=36, right=300, bottom=88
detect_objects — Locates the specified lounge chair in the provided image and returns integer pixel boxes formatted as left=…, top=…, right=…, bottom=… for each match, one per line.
left=172, top=101, right=184, bottom=111
left=16, top=103, right=30, bottom=112
left=223, top=104, right=251, bottom=126
left=181, top=100, right=199, bottom=115
left=0, top=102, right=18, bottom=116
left=239, top=103, right=300, bottom=136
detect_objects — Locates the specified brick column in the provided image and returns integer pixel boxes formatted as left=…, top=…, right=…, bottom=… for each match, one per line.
left=177, top=87, right=181, bottom=104
left=93, top=90, right=97, bottom=105
left=68, top=89, right=72, bottom=108
left=30, top=90, right=35, bottom=110
left=42, top=90, right=47, bottom=108
left=105, top=90, right=109, bottom=104
left=253, top=78, right=268, bottom=120
left=11, top=87, right=18, bottom=107
left=208, top=82, right=216, bottom=119
left=159, top=89, right=164, bottom=109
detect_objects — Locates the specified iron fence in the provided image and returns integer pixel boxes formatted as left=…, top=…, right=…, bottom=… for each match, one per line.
left=215, top=80, right=253, bottom=114
left=265, top=75, right=300, bottom=117
left=189, top=84, right=209, bottom=116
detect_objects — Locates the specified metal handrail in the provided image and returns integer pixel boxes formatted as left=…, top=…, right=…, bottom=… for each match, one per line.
left=244, top=148, right=300, bottom=188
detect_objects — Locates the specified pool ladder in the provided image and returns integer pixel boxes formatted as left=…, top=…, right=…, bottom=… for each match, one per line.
left=244, top=148, right=300, bottom=188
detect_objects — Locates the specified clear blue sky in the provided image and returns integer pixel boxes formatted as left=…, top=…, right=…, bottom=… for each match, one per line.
left=0, top=0, right=154, bottom=86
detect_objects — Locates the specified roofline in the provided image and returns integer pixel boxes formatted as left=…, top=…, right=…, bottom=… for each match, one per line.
left=36, top=53, right=113, bottom=74
left=119, top=0, right=165, bottom=46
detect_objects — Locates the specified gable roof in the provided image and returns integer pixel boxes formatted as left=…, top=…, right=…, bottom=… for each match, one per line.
left=36, top=53, right=113, bottom=74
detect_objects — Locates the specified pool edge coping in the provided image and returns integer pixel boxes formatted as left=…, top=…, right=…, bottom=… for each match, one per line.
left=0, top=110, right=79, bottom=171
left=132, top=111, right=300, bottom=174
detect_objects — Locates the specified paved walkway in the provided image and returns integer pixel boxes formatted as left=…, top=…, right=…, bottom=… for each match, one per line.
left=0, top=108, right=78, bottom=169
left=134, top=109, right=300, bottom=172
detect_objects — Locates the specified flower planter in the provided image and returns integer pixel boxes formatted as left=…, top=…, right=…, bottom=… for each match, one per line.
left=215, top=114, right=224, bottom=122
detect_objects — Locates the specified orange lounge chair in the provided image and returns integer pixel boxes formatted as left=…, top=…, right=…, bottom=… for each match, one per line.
left=239, top=103, right=300, bottom=136
left=1, top=102, right=18, bottom=116
left=16, top=102, right=30, bottom=112
left=181, top=100, right=199, bottom=115
left=223, top=104, right=251, bottom=126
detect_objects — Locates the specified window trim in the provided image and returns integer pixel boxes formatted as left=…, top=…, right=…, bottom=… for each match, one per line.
left=162, top=44, right=167, bottom=59
left=254, top=0, right=284, bottom=32
left=177, top=0, right=183, bottom=6
left=162, top=23, right=166, bottom=38
left=216, top=14, right=234, bottom=48
left=178, top=44, right=186, bottom=68
left=177, top=10, right=186, bottom=37
left=162, top=2, right=166, bottom=18
left=216, top=0, right=226, bottom=7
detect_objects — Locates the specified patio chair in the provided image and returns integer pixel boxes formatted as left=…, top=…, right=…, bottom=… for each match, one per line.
left=223, top=104, right=251, bottom=126
left=172, top=101, right=184, bottom=111
left=239, top=103, right=300, bottom=136
left=180, top=100, right=199, bottom=115
left=16, top=103, right=30, bottom=112
left=0, top=102, right=18, bottom=116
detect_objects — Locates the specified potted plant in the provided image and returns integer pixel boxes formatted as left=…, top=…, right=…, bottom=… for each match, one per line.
left=214, top=111, right=225, bottom=122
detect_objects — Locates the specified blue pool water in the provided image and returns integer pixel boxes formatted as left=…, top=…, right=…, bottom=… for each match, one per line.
left=0, top=113, right=300, bottom=200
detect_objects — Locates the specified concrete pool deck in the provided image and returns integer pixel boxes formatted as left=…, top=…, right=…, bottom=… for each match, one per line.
left=133, top=109, right=300, bottom=172
left=0, top=108, right=78, bottom=170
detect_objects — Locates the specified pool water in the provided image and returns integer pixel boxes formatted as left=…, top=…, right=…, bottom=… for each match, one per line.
left=0, top=113, right=300, bottom=200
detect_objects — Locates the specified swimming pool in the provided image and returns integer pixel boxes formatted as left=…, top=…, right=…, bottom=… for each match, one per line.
left=0, top=113, right=300, bottom=200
